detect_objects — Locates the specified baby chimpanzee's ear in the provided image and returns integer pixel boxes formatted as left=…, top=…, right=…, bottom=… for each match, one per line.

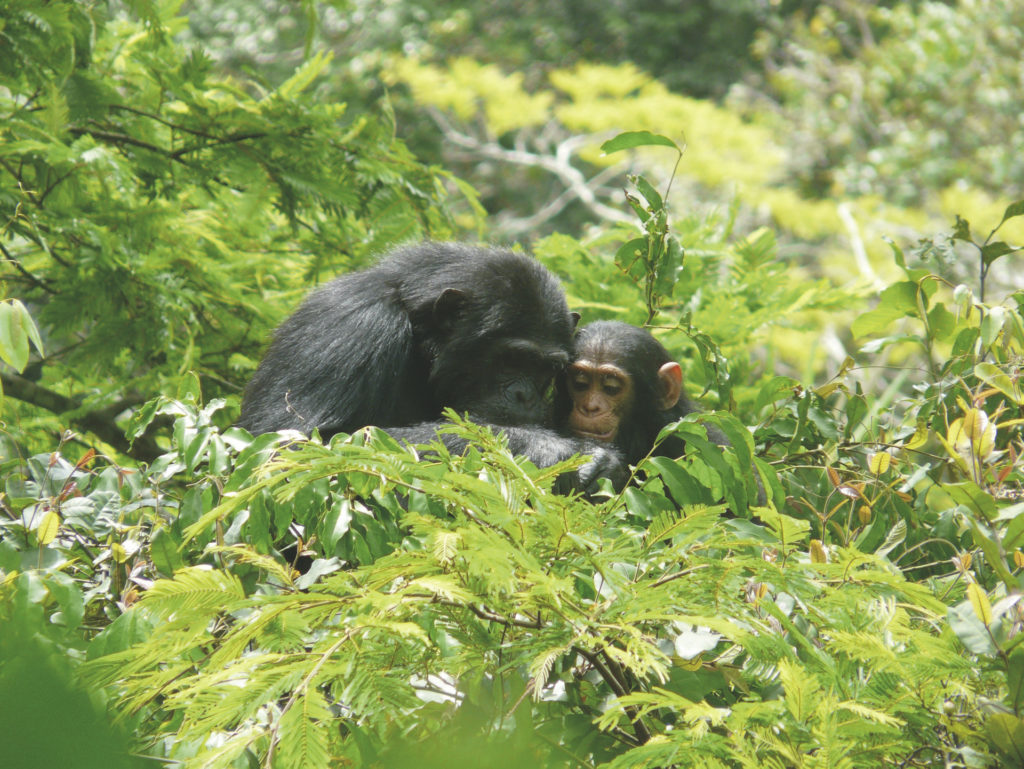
left=657, top=361, right=683, bottom=411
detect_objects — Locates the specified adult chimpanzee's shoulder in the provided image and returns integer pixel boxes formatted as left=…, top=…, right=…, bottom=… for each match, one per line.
left=387, top=242, right=548, bottom=288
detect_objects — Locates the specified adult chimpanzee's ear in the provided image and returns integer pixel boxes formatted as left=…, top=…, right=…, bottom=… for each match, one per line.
left=657, top=362, right=683, bottom=410
left=570, top=312, right=581, bottom=330
left=433, top=288, right=466, bottom=331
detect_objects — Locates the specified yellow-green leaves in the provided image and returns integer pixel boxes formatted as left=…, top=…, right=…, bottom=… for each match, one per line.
left=967, top=581, right=993, bottom=626
left=946, top=407, right=997, bottom=464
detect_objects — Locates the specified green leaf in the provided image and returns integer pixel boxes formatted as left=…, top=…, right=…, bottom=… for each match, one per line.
left=942, top=482, right=998, bottom=521
left=875, top=518, right=907, bottom=559
left=184, top=427, right=212, bottom=473
left=754, top=507, right=811, bottom=546
left=644, top=456, right=709, bottom=504
left=633, top=174, right=663, bottom=210
left=1007, top=645, right=1024, bottom=712
left=947, top=600, right=996, bottom=654
left=601, top=131, right=681, bottom=155
left=981, top=241, right=1017, bottom=266
left=86, top=609, right=156, bottom=659
left=278, top=49, right=334, bottom=99
left=277, top=688, right=332, bottom=768
left=851, top=281, right=919, bottom=339
left=967, top=581, right=993, bottom=626
left=981, top=306, right=1007, bottom=346
left=614, top=237, right=650, bottom=282
left=985, top=713, right=1024, bottom=763
left=997, top=199, right=1024, bottom=228
left=926, top=303, right=956, bottom=341
left=952, top=214, right=972, bottom=242
left=976, top=362, right=1023, bottom=404
left=0, top=301, right=32, bottom=372
left=150, top=527, right=185, bottom=577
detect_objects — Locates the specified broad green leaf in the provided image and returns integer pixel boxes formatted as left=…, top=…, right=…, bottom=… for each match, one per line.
left=941, top=482, right=997, bottom=521
left=947, top=600, right=996, bottom=654
left=985, top=713, right=1024, bottom=763
left=644, top=456, right=708, bottom=504
left=998, top=199, right=1024, bottom=228
left=150, top=528, right=185, bottom=576
left=981, top=241, right=1016, bottom=266
left=184, top=427, right=213, bottom=473
left=0, top=302, right=31, bottom=372
left=981, top=306, right=1007, bottom=346
left=926, top=303, right=956, bottom=340
left=86, top=609, right=156, bottom=659
left=967, top=581, right=992, bottom=626
left=868, top=451, right=892, bottom=475
left=601, top=130, right=681, bottom=154
left=633, top=174, right=663, bottom=210
left=1007, top=645, right=1024, bottom=712
left=754, top=507, right=810, bottom=546
left=36, top=510, right=60, bottom=545
left=851, top=282, right=919, bottom=339
left=975, top=362, right=1022, bottom=404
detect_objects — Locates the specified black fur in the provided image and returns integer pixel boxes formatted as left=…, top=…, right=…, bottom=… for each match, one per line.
left=239, top=242, right=625, bottom=490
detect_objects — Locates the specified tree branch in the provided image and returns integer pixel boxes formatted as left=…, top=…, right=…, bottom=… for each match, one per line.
left=0, top=372, right=163, bottom=462
left=0, top=241, right=54, bottom=293
left=428, top=109, right=633, bottom=229
left=573, top=645, right=651, bottom=745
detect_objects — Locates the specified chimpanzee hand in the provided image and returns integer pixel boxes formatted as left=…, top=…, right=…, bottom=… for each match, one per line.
left=498, top=428, right=627, bottom=496
left=574, top=442, right=628, bottom=495
left=388, top=423, right=627, bottom=497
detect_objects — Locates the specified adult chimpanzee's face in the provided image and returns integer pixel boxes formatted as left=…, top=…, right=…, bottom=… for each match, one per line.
left=463, top=337, right=570, bottom=426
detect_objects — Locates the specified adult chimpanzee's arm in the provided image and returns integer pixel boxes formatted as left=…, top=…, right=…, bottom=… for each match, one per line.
left=383, top=422, right=627, bottom=494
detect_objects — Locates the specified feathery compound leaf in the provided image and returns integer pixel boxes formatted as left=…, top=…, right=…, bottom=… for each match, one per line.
left=277, top=50, right=334, bottom=99
left=277, top=688, right=333, bottom=769
left=528, top=646, right=567, bottom=701
left=142, top=567, right=246, bottom=613
left=432, top=531, right=460, bottom=564
left=406, top=575, right=475, bottom=604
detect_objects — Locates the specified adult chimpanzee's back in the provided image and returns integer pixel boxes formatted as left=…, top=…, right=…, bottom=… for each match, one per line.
left=238, top=242, right=579, bottom=438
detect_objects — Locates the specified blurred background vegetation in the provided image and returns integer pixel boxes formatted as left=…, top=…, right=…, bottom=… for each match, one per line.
left=177, top=0, right=1024, bottom=379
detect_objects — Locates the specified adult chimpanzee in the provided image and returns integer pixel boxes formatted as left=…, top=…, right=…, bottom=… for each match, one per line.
left=239, top=242, right=624, bottom=488
left=562, top=320, right=763, bottom=502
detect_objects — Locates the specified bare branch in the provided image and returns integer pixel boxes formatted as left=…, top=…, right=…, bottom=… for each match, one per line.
left=428, top=109, right=633, bottom=231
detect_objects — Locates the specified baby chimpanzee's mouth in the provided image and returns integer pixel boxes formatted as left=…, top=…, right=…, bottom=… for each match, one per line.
left=574, top=428, right=615, bottom=442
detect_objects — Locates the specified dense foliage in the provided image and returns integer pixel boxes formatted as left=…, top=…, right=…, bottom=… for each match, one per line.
left=0, top=0, right=453, bottom=457
left=3, top=2, right=1024, bottom=768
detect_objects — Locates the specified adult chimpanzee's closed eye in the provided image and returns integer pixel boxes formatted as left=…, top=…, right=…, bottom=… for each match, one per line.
left=238, top=242, right=625, bottom=491
left=560, top=321, right=763, bottom=501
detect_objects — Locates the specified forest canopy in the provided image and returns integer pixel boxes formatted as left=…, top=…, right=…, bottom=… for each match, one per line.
left=1, top=1, right=1023, bottom=767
